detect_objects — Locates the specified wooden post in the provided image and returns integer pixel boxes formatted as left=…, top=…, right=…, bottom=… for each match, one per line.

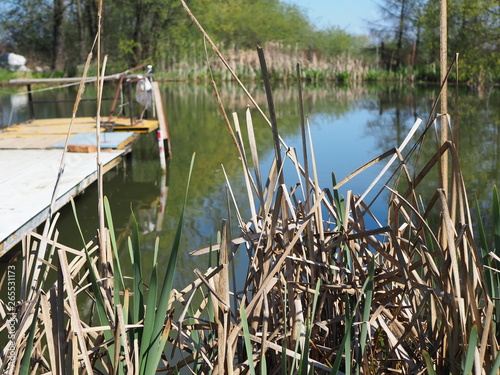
left=152, top=81, right=171, bottom=160
left=157, top=129, right=167, bottom=173
left=440, top=0, right=448, bottom=197
left=439, top=0, right=450, bottom=257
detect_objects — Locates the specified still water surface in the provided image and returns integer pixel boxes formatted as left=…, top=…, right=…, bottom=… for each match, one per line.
left=1, top=82, right=498, bottom=287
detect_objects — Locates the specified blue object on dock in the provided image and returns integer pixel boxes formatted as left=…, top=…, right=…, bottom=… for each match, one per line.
left=53, top=132, right=135, bottom=149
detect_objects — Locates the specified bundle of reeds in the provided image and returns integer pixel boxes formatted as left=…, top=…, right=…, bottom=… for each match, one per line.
left=166, top=62, right=500, bottom=374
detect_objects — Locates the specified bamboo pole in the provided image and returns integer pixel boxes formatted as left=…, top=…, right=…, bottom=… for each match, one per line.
left=440, top=0, right=448, bottom=197
left=440, top=0, right=449, bottom=252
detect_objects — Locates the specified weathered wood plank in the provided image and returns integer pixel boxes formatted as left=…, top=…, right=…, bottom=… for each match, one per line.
left=8, top=74, right=147, bottom=86
left=0, top=150, right=124, bottom=256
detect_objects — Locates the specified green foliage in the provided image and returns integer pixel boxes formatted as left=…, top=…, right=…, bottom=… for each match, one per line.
left=298, top=280, right=321, bottom=375
left=117, top=39, right=141, bottom=68
left=19, top=297, right=40, bottom=375
left=331, top=259, right=375, bottom=373
left=419, top=0, right=499, bottom=84
left=446, top=0, right=499, bottom=83
left=0, top=0, right=53, bottom=64
left=491, top=352, right=500, bottom=375
left=413, top=63, right=440, bottom=82
left=462, top=325, right=478, bottom=374
left=374, top=0, right=499, bottom=83
left=240, top=303, right=256, bottom=375
left=364, top=69, right=382, bottom=81
left=0, top=0, right=497, bottom=83
left=313, top=27, right=369, bottom=59
left=0, top=0, right=369, bottom=77
left=494, top=186, right=500, bottom=254
left=335, top=71, right=350, bottom=83
left=423, top=350, right=437, bottom=375
left=198, top=0, right=313, bottom=49
left=0, top=69, right=35, bottom=84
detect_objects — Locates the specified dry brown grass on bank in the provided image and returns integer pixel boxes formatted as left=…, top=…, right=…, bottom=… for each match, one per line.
left=168, top=41, right=370, bottom=83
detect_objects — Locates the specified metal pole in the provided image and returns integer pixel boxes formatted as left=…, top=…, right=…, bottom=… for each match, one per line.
left=27, top=84, right=35, bottom=119
left=127, top=79, right=134, bottom=126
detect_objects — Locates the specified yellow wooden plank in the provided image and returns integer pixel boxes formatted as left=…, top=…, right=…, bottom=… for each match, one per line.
left=22, top=117, right=97, bottom=126
left=115, top=134, right=138, bottom=150
left=0, top=117, right=157, bottom=150
left=0, top=131, right=70, bottom=137
left=2, top=125, right=99, bottom=135
left=112, top=119, right=158, bottom=133
left=9, top=117, right=156, bottom=131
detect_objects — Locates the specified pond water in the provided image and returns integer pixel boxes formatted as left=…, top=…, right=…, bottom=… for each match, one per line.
left=1, top=81, right=498, bottom=288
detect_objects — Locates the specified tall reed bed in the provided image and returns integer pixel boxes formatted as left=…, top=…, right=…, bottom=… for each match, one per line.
left=159, top=39, right=370, bottom=84
left=162, top=16, right=500, bottom=369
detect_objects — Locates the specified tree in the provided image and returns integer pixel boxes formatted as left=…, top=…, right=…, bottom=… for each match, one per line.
left=0, top=0, right=54, bottom=65
left=370, top=0, right=426, bottom=69
left=0, top=0, right=88, bottom=72
left=419, top=0, right=499, bottom=85
left=0, top=0, right=371, bottom=75
left=197, top=0, right=312, bottom=50
left=52, top=0, right=66, bottom=71
left=447, top=0, right=499, bottom=85
left=97, top=0, right=191, bottom=69
left=313, top=27, right=369, bottom=60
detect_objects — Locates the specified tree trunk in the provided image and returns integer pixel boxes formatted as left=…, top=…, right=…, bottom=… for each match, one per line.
left=133, top=0, right=144, bottom=65
left=85, top=0, right=99, bottom=42
left=396, top=0, right=406, bottom=68
left=52, top=0, right=65, bottom=71
left=413, top=24, right=421, bottom=67
left=76, top=0, right=86, bottom=61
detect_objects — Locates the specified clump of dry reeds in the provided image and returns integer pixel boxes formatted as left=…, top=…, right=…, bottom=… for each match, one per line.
left=164, top=56, right=499, bottom=375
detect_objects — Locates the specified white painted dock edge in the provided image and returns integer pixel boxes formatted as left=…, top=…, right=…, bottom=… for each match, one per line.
left=0, top=149, right=124, bottom=256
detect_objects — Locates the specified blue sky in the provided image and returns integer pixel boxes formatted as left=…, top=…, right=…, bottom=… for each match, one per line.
left=281, top=0, right=379, bottom=35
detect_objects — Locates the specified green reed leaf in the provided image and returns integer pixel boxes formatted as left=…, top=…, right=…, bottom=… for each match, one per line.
left=422, top=350, right=436, bottom=375
left=142, top=152, right=196, bottom=375
left=240, top=303, right=256, bottom=375
left=462, top=325, right=478, bottom=375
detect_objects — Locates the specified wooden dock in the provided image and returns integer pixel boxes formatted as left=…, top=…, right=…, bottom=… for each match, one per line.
left=0, top=149, right=124, bottom=255
left=0, top=116, right=160, bottom=257
left=0, top=71, right=171, bottom=258
left=0, top=117, right=158, bottom=150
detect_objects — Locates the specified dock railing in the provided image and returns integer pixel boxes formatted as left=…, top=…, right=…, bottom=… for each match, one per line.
left=9, top=63, right=153, bottom=122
